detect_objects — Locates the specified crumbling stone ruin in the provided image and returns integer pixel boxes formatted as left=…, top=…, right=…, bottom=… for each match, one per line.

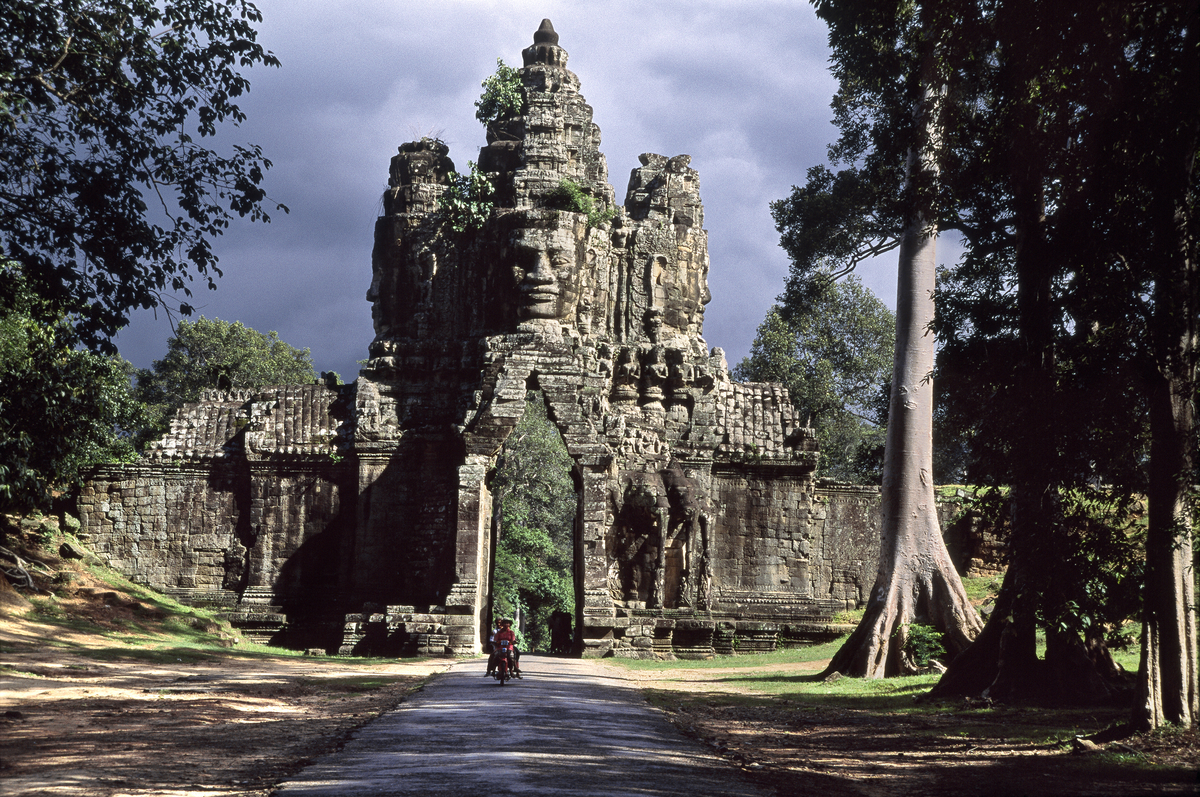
left=81, top=21, right=979, bottom=658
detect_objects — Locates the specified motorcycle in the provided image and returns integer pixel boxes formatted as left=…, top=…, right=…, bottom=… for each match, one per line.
left=493, top=639, right=516, bottom=685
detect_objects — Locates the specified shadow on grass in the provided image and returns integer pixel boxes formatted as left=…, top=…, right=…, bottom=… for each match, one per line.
left=6, top=616, right=410, bottom=667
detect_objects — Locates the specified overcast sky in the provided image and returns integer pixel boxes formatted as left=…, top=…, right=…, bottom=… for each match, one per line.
left=115, top=0, right=910, bottom=380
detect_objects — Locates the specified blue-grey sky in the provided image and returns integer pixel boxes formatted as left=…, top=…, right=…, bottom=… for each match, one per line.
left=115, top=0, right=912, bottom=379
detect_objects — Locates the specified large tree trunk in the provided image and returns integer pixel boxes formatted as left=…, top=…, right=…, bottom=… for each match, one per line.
left=823, top=48, right=983, bottom=677
left=1134, top=19, right=1199, bottom=724
left=931, top=0, right=1076, bottom=701
left=1135, top=369, right=1197, bottom=728
left=936, top=2, right=1199, bottom=710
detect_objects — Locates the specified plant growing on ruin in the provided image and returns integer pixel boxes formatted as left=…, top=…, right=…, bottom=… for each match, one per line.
left=475, top=58, right=525, bottom=128
left=437, top=162, right=496, bottom=233
left=545, top=179, right=614, bottom=228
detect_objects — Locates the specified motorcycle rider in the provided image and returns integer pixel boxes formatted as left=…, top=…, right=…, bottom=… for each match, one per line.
left=487, top=618, right=521, bottom=678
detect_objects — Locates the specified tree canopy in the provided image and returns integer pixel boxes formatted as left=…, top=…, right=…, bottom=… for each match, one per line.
left=133, top=316, right=316, bottom=448
left=0, top=0, right=284, bottom=350
left=0, top=264, right=144, bottom=511
left=785, top=0, right=1196, bottom=721
left=735, top=276, right=894, bottom=483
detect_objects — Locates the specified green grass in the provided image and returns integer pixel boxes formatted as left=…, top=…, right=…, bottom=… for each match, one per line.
left=612, top=635, right=1144, bottom=741
left=612, top=637, right=947, bottom=712
left=611, top=639, right=846, bottom=671
left=829, top=607, right=865, bottom=624
left=961, top=574, right=1003, bottom=604
left=14, top=551, right=424, bottom=667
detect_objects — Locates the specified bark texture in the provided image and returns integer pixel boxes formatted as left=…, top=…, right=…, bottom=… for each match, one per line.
left=823, top=74, right=983, bottom=676
left=1133, top=114, right=1198, bottom=731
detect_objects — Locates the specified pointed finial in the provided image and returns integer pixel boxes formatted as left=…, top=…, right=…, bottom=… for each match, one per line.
left=523, top=18, right=567, bottom=68
left=534, top=19, right=559, bottom=45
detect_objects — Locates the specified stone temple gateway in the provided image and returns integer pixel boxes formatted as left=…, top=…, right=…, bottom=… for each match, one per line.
left=79, top=21, right=895, bottom=658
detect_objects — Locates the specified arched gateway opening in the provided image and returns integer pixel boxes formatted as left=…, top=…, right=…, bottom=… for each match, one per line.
left=486, top=388, right=579, bottom=654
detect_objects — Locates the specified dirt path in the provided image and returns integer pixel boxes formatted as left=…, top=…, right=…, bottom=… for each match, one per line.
left=2, top=614, right=1196, bottom=796
left=0, top=618, right=453, bottom=796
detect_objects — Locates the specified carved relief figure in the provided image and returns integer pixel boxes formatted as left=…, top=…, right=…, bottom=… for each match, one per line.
left=500, top=210, right=588, bottom=336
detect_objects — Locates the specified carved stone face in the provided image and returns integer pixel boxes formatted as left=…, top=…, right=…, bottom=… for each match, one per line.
left=507, top=213, right=585, bottom=327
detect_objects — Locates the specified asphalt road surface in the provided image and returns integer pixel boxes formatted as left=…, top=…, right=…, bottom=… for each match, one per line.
left=274, top=655, right=772, bottom=796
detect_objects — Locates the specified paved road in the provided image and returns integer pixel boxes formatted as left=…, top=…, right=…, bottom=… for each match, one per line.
left=274, top=655, right=772, bottom=797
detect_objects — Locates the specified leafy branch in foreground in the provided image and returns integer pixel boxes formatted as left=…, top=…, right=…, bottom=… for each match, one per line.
left=0, top=0, right=286, bottom=350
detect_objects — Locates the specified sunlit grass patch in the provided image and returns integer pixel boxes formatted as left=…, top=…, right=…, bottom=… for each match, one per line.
left=961, top=574, right=1003, bottom=604
left=611, top=638, right=847, bottom=672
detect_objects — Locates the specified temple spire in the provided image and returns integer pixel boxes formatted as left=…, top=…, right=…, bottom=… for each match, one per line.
left=534, top=18, right=558, bottom=44
left=523, top=18, right=567, bottom=67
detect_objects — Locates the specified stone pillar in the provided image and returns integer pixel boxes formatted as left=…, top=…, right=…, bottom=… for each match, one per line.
left=578, top=461, right=615, bottom=657
left=449, top=454, right=492, bottom=655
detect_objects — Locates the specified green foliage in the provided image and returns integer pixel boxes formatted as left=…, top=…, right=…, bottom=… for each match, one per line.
left=491, top=392, right=575, bottom=651
left=1046, top=490, right=1145, bottom=642
left=133, top=316, right=316, bottom=448
left=899, top=624, right=946, bottom=668
left=962, top=485, right=1146, bottom=644
left=772, top=164, right=903, bottom=309
left=0, top=265, right=145, bottom=511
left=437, top=162, right=496, bottom=233
left=0, top=0, right=286, bottom=350
left=770, top=0, right=943, bottom=310
left=474, top=58, right=524, bottom=128
left=790, top=1, right=1196, bottom=699
left=734, top=277, right=894, bottom=482
left=544, top=179, right=615, bottom=228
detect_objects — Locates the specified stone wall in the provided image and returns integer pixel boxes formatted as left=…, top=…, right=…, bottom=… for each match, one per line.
left=79, top=463, right=245, bottom=598
left=79, top=385, right=356, bottom=644
left=709, top=463, right=814, bottom=597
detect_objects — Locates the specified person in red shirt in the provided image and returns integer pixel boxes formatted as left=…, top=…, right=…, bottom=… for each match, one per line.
left=488, top=618, right=521, bottom=678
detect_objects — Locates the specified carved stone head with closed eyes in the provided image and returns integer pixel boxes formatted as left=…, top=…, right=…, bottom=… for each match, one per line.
left=504, top=210, right=587, bottom=332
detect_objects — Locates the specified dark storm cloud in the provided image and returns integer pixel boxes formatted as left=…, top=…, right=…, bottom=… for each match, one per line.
left=117, top=0, right=907, bottom=382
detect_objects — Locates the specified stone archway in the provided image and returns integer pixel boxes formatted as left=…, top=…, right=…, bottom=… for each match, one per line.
left=341, top=20, right=824, bottom=658
left=479, top=381, right=583, bottom=655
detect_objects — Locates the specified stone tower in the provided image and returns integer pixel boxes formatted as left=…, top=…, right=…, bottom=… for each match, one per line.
left=353, top=19, right=818, bottom=655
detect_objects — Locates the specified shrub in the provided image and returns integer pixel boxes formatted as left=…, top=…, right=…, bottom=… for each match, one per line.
left=544, top=179, right=614, bottom=228
left=437, top=162, right=496, bottom=232
left=900, top=623, right=946, bottom=668
left=475, top=58, right=524, bottom=128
